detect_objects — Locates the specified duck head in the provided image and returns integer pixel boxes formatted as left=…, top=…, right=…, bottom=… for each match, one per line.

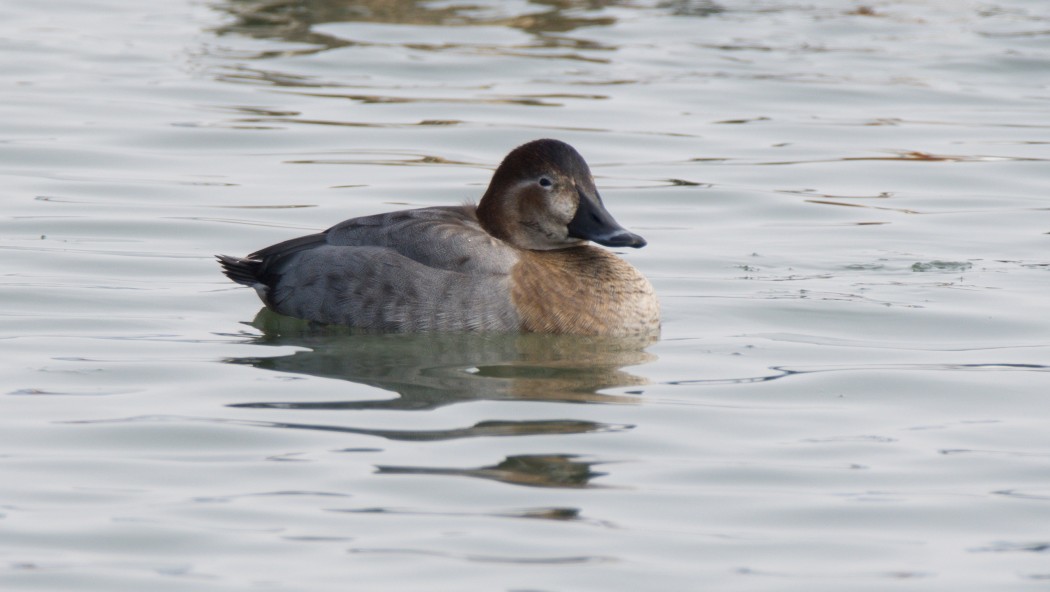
left=477, top=139, right=647, bottom=251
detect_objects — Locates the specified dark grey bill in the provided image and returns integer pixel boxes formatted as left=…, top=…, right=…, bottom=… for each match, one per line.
left=567, top=189, right=647, bottom=248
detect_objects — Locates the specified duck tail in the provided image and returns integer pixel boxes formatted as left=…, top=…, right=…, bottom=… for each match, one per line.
left=217, top=254, right=263, bottom=287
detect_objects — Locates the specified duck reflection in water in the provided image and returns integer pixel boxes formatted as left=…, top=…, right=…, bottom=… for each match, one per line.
left=377, top=454, right=606, bottom=489
left=222, top=312, right=654, bottom=488
left=226, top=309, right=656, bottom=414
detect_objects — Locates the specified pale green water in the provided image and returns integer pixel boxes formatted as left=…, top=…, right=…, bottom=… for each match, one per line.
left=2, top=1, right=1049, bottom=590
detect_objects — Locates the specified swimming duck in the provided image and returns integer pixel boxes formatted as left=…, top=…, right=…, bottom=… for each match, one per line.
left=218, top=139, right=659, bottom=336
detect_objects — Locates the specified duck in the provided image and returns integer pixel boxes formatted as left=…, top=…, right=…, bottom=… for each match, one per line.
left=217, top=139, right=660, bottom=336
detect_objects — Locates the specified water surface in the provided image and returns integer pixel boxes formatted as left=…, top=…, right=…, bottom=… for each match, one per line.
left=2, top=1, right=1049, bottom=590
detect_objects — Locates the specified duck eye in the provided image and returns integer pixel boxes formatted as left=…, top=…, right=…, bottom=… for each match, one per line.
left=538, top=177, right=553, bottom=188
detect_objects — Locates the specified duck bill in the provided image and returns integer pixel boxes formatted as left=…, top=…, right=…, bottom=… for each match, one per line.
left=567, top=189, right=647, bottom=248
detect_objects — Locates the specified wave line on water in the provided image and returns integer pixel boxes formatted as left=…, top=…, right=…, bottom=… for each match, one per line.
left=347, top=547, right=616, bottom=565
left=59, top=414, right=629, bottom=442
left=667, top=362, right=1049, bottom=387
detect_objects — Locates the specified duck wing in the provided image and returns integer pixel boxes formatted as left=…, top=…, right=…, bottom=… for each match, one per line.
left=321, top=205, right=516, bottom=274
left=218, top=206, right=520, bottom=331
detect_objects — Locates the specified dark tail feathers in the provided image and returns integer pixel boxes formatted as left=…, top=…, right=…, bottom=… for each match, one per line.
left=217, top=254, right=263, bottom=287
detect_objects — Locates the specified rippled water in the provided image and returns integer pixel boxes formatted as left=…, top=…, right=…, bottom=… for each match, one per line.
left=2, top=0, right=1049, bottom=590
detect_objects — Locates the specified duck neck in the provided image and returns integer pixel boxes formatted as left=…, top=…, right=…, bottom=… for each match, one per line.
left=476, top=192, right=513, bottom=243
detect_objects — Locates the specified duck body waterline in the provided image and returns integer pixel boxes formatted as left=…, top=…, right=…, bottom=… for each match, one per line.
left=218, top=139, right=660, bottom=336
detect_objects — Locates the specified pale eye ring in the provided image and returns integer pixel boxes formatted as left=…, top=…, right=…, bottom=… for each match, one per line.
left=538, top=176, right=553, bottom=188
